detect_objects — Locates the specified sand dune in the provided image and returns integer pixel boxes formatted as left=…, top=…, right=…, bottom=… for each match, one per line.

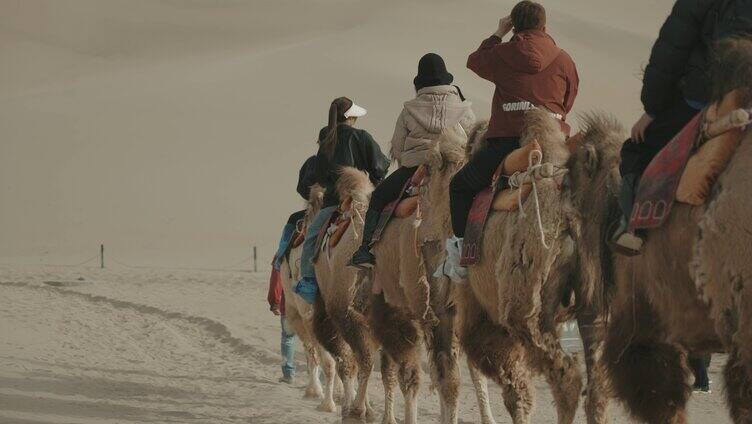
left=1, top=0, right=674, bottom=267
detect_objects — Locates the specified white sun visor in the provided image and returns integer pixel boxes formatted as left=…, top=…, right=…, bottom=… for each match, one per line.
left=344, top=103, right=367, bottom=118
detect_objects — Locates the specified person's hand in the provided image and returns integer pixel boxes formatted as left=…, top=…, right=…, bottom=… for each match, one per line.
left=271, top=305, right=281, bottom=316
left=495, top=16, right=513, bottom=38
left=631, top=113, right=654, bottom=143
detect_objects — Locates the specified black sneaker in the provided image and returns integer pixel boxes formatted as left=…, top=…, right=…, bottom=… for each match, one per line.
left=693, top=385, right=711, bottom=394
left=349, top=246, right=375, bottom=270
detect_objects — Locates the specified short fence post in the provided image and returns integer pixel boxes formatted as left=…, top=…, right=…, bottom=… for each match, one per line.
left=253, top=246, right=257, bottom=272
left=100, top=244, right=104, bottom=269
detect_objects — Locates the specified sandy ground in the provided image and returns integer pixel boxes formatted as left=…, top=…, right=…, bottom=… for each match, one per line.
left=0, top=265, right=732, bottom=423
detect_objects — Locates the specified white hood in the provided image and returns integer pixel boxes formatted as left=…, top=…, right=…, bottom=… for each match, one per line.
left=403, top=85, right=473, bottom=134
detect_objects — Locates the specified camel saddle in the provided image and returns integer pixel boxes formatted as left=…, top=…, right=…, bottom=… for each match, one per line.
left=459, top=135, right=580, bottom=267
left=630, top=113, right=703, bottom=230
left=631, top=102, right=750, bottom=230
left=370, top=165, right=428, bottom=245
left=312, top=201, right=356, bottom=262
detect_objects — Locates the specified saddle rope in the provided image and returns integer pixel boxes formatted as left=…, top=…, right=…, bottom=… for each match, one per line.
left=508, top=149, right=568, bottom=250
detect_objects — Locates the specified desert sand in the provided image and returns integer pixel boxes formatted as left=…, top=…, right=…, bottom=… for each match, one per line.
left=0, top=265, right=732, bottom=423
left=0, top=0, right=736, bottom=422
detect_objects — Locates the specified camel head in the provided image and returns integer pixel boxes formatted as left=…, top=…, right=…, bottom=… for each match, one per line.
left=710, top=37, right=752, bottom=108
left=520, top=108, right=570, bottom=167
left=417, top=126, right=469, bottom=243
left=335, top=167, right=374, bottom=213
left=465, top=119, right=490, bottom=158
left=566, top=112, right=625, bottom=310
left=305, top=184, right=325, bottom=227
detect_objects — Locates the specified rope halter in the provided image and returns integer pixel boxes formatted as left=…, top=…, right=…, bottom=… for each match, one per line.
left=508, top=149, right=569, bottom=249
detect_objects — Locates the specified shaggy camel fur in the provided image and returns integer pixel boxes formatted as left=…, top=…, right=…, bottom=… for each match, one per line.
left=279, top=186, right=339, bottom=412
left=603, top=38, right=752, bottom=424
left=459, top=109, right=621, bottom=424
left=370, top=125, right=496, bottom=424
left=312, top=168, right=378, bottom=421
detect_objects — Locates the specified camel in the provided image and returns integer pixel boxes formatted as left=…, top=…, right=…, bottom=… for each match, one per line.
left=457, top=109, right=623, bottom=424
left=278, top=186, right=339, bottom=413
left=312, top=169, right=378, bottom=421
left=369, top=125, right=496, bottom=424
left=602, top=38, right=752, bottom=424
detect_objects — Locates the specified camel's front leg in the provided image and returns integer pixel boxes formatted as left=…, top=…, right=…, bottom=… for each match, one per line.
left=576, top=310, right=609, bottom=424
left=316, top=346, right=337, bottom=412
left=468, top=359, right=497, bottom=424
left=380, top=350, right=398, bottom=424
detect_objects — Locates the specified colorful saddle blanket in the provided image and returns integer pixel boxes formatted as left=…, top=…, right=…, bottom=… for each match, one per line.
left=370, top=166, right=427, bottom=245
left=460, top=163, right=506, bottom=266
left=630, top=113, right=702, bottom=230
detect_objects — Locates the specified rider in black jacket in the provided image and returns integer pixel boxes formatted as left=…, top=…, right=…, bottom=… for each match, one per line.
left=612, top=0, right=752, bottom=255
left=294, top=97, right=389, bottom=303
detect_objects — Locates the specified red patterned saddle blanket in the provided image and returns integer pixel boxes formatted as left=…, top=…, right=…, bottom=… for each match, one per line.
left=370, top=166, right=428, bottom=245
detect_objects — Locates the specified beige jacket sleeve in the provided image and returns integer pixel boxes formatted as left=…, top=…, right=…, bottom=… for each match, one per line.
left=389, top=109, right=409, bottom=167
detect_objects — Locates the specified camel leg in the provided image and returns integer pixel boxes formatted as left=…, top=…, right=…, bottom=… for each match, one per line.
left=302, top=339, right=323, bottom=399
left=520, top=328, right=581, bottom=424
left=460, top=293, right=533, bottom=424
left=335, top=307, right=376, bottom=422
left=603, top=290, right=690, bottom=424
left=724, top=349, right=752, bottom=423
left=468, top=358, right=498, bottom=424
left=427, top=306, right=460, bottom=424
left=380, top=350, right=398, bottom=424
left=576, top=310, right=609, bottom=424
left=370, top=294, right=421, bottom=424
left=313, top=298, right=357, bottom=417
left=316, top=345, right=337, bottom=412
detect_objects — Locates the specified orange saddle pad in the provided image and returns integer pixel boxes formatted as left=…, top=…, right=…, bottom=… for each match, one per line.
left=677, top=90, right=747, bottom=205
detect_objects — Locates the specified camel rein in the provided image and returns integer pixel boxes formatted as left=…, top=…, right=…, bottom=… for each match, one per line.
left=508, top=149, right=569, bottom=250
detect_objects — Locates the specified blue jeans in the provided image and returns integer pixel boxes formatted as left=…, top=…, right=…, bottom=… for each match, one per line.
left=273, top=223, right=296, bottom=271
left=300, top=206, right=337, bottom=280
left=281, top=316, right=296, bottom=379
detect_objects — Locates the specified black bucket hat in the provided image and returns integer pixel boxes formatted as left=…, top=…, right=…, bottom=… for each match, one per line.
left=413, top=53, right=454, bottom=91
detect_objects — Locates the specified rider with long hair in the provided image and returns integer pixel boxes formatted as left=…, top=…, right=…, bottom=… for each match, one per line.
left=294, top=97, right=389, bottom=303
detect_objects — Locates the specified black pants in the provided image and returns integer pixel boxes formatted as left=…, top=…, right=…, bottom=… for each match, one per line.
left=689, top=354, right=711, bottom=389
left=369, top=166, right=418, bottom=213
left=620, top=99, right=699, bottom=178
left=450, top=137, right=520, bottom=237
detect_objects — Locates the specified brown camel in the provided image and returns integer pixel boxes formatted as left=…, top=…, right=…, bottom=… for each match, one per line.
left=602, top=38, right=752, bottom=424
left=312, top=169, right=378, bottom=421
left=369, top=125, right=496, bottom=424
left=458, top=109, right=622, bottom=424
left=279, top=186, right=339, bottom=412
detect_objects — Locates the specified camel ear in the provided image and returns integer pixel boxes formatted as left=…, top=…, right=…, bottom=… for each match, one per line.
left=583, top=144, right=599, bottom=178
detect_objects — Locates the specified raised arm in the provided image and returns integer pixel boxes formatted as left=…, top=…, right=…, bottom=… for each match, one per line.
left=467, top=17, right=513, bottom=81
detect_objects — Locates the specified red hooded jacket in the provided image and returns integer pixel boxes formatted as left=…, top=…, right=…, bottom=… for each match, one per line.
left=467, top=30, right=579, bottom=138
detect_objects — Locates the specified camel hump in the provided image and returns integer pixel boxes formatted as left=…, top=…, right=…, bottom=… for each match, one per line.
left=335, top=167, right=374, bottom=206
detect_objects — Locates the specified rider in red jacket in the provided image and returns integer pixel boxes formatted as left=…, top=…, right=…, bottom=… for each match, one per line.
left=439, top=1, right=579, bottom=282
